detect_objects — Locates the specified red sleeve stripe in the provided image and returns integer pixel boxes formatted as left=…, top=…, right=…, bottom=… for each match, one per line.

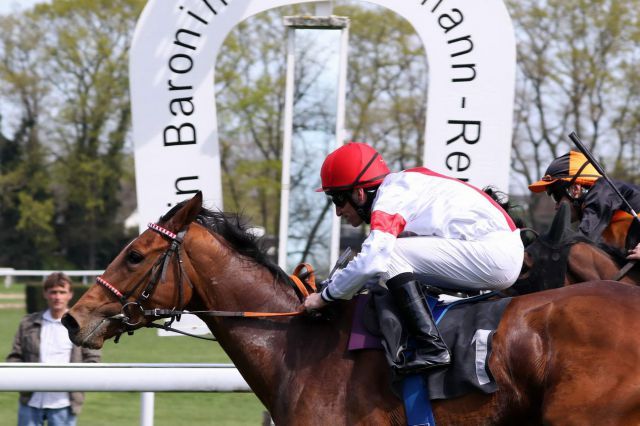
left=404, top=167, right=517, bottom=231
left=371, top=211, right=407, bottom=236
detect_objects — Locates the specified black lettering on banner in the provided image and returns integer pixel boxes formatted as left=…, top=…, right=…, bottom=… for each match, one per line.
left=438, top=9, right=463, bottom=33
left=418, top=2, right=475, bottom=83
left=201, top=0, right=218, bottom=15
left=175, top=176, right=200, bottom=195
left=174, top=29, right=201, bottom=51
left=446, top=120, right=481, bottom=145
left=169, top=53, right=193, bottom=74
left=452, top=63, right=476, bottom=82
left=164, top=123, right=196, bottom=146
left=167, top=80, right=193, bottom=91
left=448, top=35, right=473, bottom=58
left=178, top=0, right=227, bottom=25
left=169, top=97, right=195, bottom=116
left=421, top=0, right=444, bottom=13
left=160, top=2, right=232, bottom=155
left=445, top=152, right=471, bottom=172
left=186, top=10, right=208, bottom=25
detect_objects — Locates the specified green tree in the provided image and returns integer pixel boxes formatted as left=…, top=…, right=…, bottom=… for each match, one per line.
left=37, top=0, right=145, bottom=268
left=507, top=0, right=640, bottom=227
left=0, top=0, right=144, bottom=269
left=0, top=13, right=57, bottom=268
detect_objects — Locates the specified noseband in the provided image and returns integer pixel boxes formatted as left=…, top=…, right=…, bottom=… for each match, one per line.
left=95, top=222, right=199, bottom=340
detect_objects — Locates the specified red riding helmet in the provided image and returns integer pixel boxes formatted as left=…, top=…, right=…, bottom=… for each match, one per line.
left=316, top=142, right=390, bottom=192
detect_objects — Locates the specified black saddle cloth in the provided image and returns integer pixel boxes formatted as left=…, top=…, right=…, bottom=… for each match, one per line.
left=367, top=285, right=512, bottom=400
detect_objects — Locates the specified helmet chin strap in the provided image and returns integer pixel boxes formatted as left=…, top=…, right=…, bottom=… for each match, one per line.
left=348, top=188, right=378, bottom=224
left=566, top=160, right=592, bottom=206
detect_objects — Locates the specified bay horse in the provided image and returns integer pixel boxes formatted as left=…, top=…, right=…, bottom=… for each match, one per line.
left=513, top=202, right=640, bottom=295
left=63, top=193, right=640, bottom=425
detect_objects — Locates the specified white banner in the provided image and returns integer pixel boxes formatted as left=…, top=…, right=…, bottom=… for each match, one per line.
left=130, top=0, right=516, bottom=230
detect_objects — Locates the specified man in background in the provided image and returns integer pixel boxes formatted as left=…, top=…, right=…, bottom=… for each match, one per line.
left=6, top=272, right=101, bottom=426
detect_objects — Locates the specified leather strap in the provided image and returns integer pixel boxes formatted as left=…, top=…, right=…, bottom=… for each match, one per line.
left=289, top=262, right=317, bottom=298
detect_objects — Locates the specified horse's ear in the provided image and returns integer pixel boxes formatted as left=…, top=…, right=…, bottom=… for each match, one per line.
left=547, top=201, right=571, bottom=244
left=166, top=191, right=203, bottom=232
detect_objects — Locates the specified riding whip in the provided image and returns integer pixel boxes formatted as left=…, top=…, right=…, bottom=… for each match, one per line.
left=568, top=132, right=640, bottom=222
left=569, top=131, right=638, bottom=278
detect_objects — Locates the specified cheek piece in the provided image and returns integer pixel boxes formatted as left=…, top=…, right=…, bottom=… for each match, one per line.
left=350, top=188, right=378, bottom=224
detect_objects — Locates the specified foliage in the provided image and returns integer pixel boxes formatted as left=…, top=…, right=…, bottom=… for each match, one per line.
left=0, top=0, right=144, bottom=269
left=0, top=11, right=54, bottom=268
left=507, top=0, right=640, bottom=227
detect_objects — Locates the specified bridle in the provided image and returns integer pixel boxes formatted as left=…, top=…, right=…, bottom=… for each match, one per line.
left=96, top=222, right=200, bottom=340
left=95, top=222, right=315, bottom=342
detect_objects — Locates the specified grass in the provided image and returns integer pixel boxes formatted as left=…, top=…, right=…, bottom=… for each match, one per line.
left=0, top=304, right=266, bottom=425
left=0, top=282, right=26, bottom=307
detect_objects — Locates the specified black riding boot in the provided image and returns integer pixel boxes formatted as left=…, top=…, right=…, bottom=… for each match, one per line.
left=387, top=273, right=451, bottom=373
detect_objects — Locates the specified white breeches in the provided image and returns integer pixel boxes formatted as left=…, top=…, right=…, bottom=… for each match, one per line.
left=381, top=230, right=524, bottom=291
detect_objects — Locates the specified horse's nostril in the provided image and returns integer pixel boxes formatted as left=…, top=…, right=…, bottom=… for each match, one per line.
left=61, top=313, right=79, bottom=333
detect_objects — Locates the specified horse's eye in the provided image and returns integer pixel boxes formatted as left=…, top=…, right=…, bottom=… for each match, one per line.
left=127, top=251, right=144, bottom=264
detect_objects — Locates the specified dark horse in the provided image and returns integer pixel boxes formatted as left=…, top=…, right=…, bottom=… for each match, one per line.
left=513, top=202, right=640, bottom=295
left=482, top=188, right=639, bottom=292
left=63, top=193, right=640, bottom=425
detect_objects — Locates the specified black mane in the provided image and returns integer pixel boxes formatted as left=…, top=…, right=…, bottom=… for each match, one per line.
left=160, top=201, right=289, bottom=283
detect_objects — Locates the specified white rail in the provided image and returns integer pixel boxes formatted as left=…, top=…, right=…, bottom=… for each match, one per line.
left=0, top=268, right=104, bottom=287
left=0, top=363, right=252, bottom=426
left=0, top=363, right=249, bottom=391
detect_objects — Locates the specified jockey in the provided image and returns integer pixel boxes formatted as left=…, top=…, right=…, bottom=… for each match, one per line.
left=528, top=151, right=640, bottom=257
left=303, top=142, right=524, bottom=373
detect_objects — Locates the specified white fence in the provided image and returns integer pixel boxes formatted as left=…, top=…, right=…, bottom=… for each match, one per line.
left=0, top=363, right=251, bottom=426
left=0, top=269, right=104, bottom=287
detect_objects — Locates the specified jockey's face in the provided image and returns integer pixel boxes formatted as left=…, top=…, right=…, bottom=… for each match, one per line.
left=548, top=183, right=584, bottom=222
left=333, top=189, right=364, bottom=227
left=547, top=183, right=569, bottom=204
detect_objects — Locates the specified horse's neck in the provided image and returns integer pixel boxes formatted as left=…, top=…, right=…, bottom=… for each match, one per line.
left=185, top=230, right=299, bottom=311
left=185, top=233, right=353, bottom=411
left=567, top=242, right=633, bottom=283
left=202, top=272, right=353, bottom=412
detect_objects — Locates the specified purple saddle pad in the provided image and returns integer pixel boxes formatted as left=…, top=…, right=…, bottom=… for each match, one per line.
left=348, top=293, right=384, bottom=351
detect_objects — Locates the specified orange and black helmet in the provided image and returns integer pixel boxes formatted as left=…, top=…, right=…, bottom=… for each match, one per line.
left=528, top=151, right=601, bottom=193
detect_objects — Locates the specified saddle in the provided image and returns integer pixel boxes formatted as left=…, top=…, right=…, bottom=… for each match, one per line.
left=350, top=284, right=512, bottom=400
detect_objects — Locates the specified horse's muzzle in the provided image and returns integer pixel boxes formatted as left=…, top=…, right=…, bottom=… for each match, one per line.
left=61, top=313, right=79, bottom=339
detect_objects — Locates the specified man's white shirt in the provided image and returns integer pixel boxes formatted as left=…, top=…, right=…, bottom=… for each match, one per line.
left=28, top=309, right=73, bottom=409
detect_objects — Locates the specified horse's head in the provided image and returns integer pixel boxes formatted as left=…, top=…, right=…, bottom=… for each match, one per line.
left=513, top=202, right=575, bottom=294
left=62, top=192, right=203, bottom=349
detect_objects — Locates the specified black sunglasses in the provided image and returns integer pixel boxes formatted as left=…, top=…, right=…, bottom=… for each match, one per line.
left=327, top=191, right=350, bottom=208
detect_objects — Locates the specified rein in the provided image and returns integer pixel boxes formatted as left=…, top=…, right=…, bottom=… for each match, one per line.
left=95, top=222, right=317, bottom=341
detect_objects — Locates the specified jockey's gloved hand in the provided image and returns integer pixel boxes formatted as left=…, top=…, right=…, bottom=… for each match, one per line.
left=317, top=279, right=331, bottom=292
